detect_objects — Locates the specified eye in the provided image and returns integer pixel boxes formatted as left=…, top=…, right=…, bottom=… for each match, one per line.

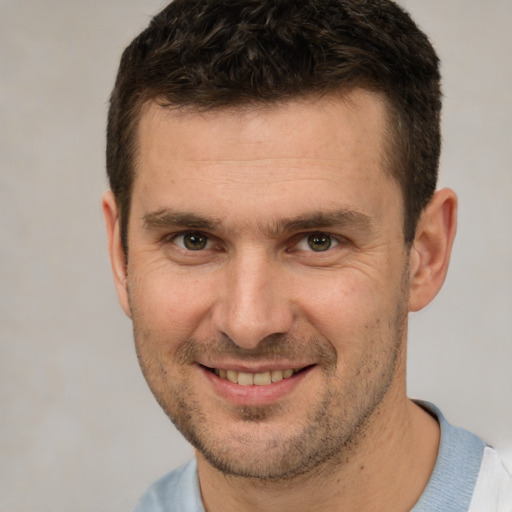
left=173, top=231, right=211, bottom=251
left=296, top=232, right=339, bottom=252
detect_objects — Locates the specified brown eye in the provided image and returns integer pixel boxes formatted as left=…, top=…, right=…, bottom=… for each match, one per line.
left=180, top=232, right=209, bottom=250
left=307, top=233, right=333, bottom=252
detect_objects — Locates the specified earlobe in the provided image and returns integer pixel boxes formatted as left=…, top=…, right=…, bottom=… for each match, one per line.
left=408, top=188, right=458, bottom=312
left=102, top=191, right=132, bottom=318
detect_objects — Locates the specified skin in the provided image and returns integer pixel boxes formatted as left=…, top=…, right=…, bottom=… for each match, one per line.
left=103, top=89, right=457, bottom=511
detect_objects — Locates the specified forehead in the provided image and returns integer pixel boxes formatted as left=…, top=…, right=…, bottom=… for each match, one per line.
left=136, top=90, right=390, bottom=167
left=132, top=90, right=401, bottom=228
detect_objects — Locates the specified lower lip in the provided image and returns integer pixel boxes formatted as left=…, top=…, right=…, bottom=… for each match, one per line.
left=199, top=366, right=314, bottom=406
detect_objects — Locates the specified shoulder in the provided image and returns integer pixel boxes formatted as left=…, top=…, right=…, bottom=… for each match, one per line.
left=133, top=459, right=204, bottom=512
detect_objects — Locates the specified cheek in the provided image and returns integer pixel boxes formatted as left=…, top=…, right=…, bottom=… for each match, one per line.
left=128, top=264, right=217, bottom=344
left=297, top=267, right=406, bottom=356
left=299, top=271, right=381, bottom=330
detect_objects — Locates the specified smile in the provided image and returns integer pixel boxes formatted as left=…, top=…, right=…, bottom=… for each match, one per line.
left=213, top=368, right=299, bottom=386
left=200, top=364, right=315, bottom=405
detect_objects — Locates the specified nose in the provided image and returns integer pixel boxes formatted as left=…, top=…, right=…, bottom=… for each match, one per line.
left=211, top=249, right=294, bottom=349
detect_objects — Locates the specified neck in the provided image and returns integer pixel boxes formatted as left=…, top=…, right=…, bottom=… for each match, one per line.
left=196, top=390, right=440, bottom=512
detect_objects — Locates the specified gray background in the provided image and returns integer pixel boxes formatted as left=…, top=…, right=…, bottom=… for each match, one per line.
left=1, top=1, right=510, bottom=511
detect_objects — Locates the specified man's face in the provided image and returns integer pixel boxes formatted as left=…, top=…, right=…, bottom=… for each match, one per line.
left=122, top=90, right=412, bottom=479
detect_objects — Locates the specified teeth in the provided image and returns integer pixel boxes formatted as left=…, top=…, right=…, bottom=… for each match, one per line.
left=226, top=370, right=238, bottom=384
left=238, top=372, right=254, bottom=386
left=215, top=368, right=298, bottom=385
left=253, top=371, right=271, bottom=386
left=271, top=370, right=284, bottom=382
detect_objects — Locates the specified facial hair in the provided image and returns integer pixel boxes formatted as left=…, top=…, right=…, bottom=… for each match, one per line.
left=132, top=294, right=408, bottom=481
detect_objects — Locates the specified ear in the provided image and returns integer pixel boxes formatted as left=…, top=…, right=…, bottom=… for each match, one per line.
left=408, top=188, right=458, bottom=312
left=102, top=191, right=132, bottom=318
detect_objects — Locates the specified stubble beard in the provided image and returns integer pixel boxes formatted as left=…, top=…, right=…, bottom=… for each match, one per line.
left=131, top=269, right=409, bottom=482
left=133, top=323, right=407, bottom=482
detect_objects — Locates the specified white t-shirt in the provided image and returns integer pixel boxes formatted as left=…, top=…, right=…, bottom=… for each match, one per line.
left=468, top=446, right=512, bottom=511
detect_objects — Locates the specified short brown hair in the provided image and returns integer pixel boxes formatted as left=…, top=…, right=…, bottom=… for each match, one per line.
left=107, top=0, right=441, bottom=254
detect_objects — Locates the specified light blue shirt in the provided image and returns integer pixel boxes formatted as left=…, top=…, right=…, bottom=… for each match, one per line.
left=133, top=403, right=507, bottom=511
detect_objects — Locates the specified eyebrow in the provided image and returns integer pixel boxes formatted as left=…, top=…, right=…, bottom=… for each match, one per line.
left=143, top=210, right=220, bottom=231
left=142, top=208, right=374, bottom=236
left=267, top=210, right=374, bottom=236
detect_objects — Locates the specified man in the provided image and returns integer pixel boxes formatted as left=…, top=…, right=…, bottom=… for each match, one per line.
left=103, top=0, right=512, bottom=510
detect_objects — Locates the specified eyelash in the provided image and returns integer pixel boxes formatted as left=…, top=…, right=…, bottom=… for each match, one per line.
left=171, top=231, right=215, bottom=251
left=293, top=232, right=340, bottom=252
left=167, top=231, right=345, bottom=254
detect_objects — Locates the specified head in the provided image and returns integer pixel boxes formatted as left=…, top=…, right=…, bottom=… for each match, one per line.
left=104, top=0, right=457, bottom=482
left=106, top=0, right=442, bottom=256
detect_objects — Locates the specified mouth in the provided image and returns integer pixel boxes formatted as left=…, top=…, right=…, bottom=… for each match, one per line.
left=202, top=366, right=311, bottom=386
left=199, top=363, right=316, bottom=405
